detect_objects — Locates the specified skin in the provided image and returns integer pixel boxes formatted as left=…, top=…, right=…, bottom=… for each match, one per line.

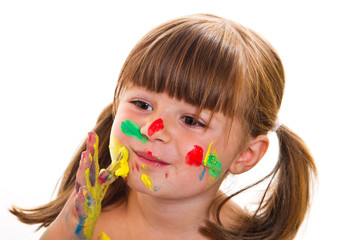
left=91, top=86, right=268, bottom=239
left=74, top=132, right=129, bottom=239
left=110, top=86, right=243, bottom=199
left=40, top=132, right=127, bottom=240
left=41, top=86, right=269, bottom=240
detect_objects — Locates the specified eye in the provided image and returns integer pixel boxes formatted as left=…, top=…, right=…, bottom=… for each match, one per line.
left=181, top=116, right=206, bottom=128
left=131, top=100, right=153, bottom=111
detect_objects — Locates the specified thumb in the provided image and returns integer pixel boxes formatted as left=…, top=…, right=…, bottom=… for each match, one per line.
left=98, top=146, right=129, bottom=186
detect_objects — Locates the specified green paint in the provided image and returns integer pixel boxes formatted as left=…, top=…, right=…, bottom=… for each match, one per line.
left=121, top=120, right=148, bottom=143
left=206, top=154, right=222, bottom=178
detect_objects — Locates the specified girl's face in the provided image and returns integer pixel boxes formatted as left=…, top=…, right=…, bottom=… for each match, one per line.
left=110, top=86, right=243, bottom=199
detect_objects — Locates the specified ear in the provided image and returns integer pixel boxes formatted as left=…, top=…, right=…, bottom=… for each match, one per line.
left=229, top=135, right=269, bottom=174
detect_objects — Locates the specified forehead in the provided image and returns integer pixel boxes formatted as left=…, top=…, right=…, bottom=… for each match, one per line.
left=115, top=19, right=246, bottom=119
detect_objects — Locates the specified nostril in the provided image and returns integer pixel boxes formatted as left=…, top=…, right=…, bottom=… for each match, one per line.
left=148, top=118, right=164, bottom=137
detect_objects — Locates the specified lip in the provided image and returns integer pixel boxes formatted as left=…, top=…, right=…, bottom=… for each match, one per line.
left=135, top=151, right=170, bottom=167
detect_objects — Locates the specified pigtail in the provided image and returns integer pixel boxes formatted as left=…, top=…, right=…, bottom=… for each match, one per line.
left=201, top=124, right=317, bottom=240
left=264, top=124, right=317, bottom=239
left=10, top=103, right=128, bottom=230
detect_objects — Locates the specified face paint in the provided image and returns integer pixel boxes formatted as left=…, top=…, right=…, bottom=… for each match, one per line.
left=109, top=134, right=129, bottom=178
left=203, top=142, right=222, bottom=178
left=205, top=154, right=222, bottom=178
left=141, top=173, right=154, bottom=192
left=121, top=120, right=148, bottom=143
left=199, top=168, right=207, bottom=181
left=148, top=118, right=164, bottom=137
left=186, top=145, right=203, bottom=166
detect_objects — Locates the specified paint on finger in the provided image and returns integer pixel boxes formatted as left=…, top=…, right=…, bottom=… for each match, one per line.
left=87, top=132, right=99, bottom=158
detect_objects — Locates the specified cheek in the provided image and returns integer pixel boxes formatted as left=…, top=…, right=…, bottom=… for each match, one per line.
left=185, top=145, right=204, bottom=166
left=185, top=142, right=223, bottom=180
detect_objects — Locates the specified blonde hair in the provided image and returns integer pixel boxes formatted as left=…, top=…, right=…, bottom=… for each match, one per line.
left=11, top=14, right=316, bottom=240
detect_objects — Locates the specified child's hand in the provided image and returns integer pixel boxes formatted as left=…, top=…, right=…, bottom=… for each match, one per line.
left=74, top=132, right=118, bottom=239
left=41, top=132, right=123, bottom=240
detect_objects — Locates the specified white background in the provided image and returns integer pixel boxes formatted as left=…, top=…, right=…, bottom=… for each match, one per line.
left=1, top=0, right=346, bottom=239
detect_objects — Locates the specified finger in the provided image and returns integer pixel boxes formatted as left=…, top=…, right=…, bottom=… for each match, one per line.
left=87, top=132, right=100, bottom=187
left=76, top=151, right=92, bottom=192
left=87, top=132, right=99, bottom=158
left=74, top=186, right=88, bottom=220
left=98, top=146, right=128, bottom=186
left=98, top=166, right=117, bottom=186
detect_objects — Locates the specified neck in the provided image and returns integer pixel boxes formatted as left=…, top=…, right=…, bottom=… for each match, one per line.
left=126, top=188, right=217, bottom=238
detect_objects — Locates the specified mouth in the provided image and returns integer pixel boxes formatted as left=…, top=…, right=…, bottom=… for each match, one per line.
left=135, top=151, right=170, bottom=167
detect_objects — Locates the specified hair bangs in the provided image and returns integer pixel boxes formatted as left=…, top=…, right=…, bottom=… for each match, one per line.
left=116, top=16, right=246, bottom=118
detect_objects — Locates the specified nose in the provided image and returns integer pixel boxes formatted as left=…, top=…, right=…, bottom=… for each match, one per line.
left=140, top=117, right=170, bottom=142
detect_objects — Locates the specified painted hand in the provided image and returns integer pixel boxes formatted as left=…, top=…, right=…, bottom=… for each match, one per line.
left=74, top=132, right=124, bottom=240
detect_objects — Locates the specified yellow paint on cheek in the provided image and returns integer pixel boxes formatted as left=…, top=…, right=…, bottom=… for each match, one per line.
left=203, top=142, right=213, bottom=166
left=141, top=173, right=153, bottom=192
left=109, top=135, right=129, bottom=178
left=202, top=142, right=223, bottom=179
left=114, top=146, right=129, bottom=177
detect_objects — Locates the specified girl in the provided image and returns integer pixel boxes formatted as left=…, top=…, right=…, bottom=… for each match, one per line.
left=11, top=14, right=316, bottom=240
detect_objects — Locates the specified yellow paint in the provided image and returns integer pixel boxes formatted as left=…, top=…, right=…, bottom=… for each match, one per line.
left=83, top=167, right=102, bottom=239
left=114, top=146, right=129, bottom=178
left=109, top=134, right=129, bottom=178
left=203, top=142, right=214, bottom=166
left=208, top=176, right=217, bottom=185
left=98, top=232, right=111, bottom=240
left=141, top=173, right=153, bottom=192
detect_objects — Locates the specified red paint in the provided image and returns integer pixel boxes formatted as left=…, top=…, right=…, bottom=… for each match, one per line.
left=165, top=172, right=168, bottom=178
left=148, top=118, right=164, bottom=137
left=186, top=145, right=203, bottom=166
left=136, top=163, right=139, bottom=171
left=148, top=151, right=152, bottom=156
left=124, top=177, right=128, bottom=183
left=87, top=132, right=96, bottom=155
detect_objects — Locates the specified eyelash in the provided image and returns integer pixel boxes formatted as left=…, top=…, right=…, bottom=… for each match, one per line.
left=130, top=100, right=206, bottom=128
left=181, top=116, right=206, bottom=128
left=130, top=100, right=153, bottom=111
